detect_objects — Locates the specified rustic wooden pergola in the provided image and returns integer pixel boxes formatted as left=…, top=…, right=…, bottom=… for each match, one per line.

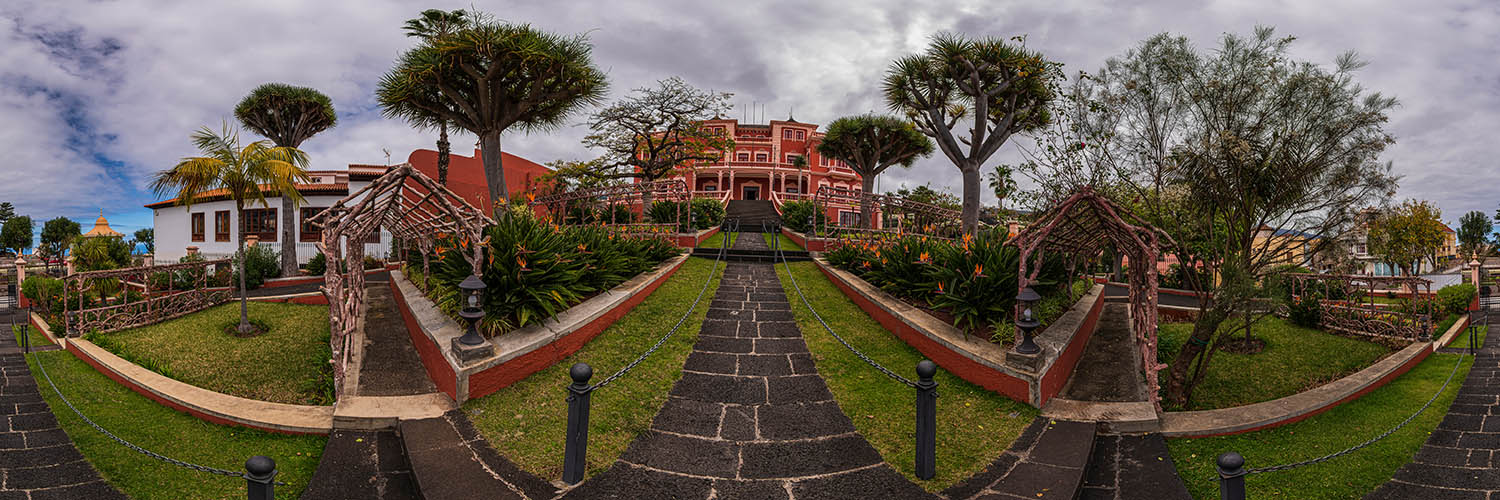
left=64, top=258, right=233, bottom=336
left=813, top=186, right=963, bottom=244
left=1009, top=187, right=1174, bottom=411
left=1283, top=273, right=1435, bottom=341
left=307, top=163, right=493, bottom=396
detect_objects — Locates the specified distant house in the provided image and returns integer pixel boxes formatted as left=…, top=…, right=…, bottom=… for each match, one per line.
left=1253, top=225, right=1326, bottom=269
left=1338, top=209, right=1456, bottom=276
left=146, top=149, right=550, bottom=265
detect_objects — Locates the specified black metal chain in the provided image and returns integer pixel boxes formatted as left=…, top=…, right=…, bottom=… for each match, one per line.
left=1243, top=345, right=1467, bottom=476
left=25, top=344, right=286, bottom=485
left=586, top=218, right=736, bottom=392
left=769, top=222, right=919, bottom=389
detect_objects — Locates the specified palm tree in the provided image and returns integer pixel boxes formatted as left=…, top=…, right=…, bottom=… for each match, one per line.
left=234, top=83, right=337, bottom=277
left=378, top=15, right=608, bottom=212
left=789, top=154, right=808, bottom=197
left=816, top=114, right=935, bottom=228
left=149, top=124, right=309, bottom=334
left=400, top=9, right=469, bottom=186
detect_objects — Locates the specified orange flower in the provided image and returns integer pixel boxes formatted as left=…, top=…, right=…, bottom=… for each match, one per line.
left=974, top=264, right=986, bottom=278
left=918, top=251, right=931, bottom=263
left=936, top=281, right=946, bottom=294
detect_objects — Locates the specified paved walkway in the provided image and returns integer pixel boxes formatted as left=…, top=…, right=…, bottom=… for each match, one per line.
left=1061, top=303, right=1146, bottom=402
left=733, top=230, right=768, bottom=250
left=357, top=280, right=438, bottom=397
left=0, top=310, right=127, bottom=499
left=563, top=261, right=931, bottom=499
left=299, top=429, right=419, bottom=500
left=1080, top=434, right=1193, bottom=500
left=1367, top=311, right=1497, bottom=500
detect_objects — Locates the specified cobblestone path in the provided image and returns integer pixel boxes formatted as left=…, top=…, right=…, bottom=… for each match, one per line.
left=562, top=261, right=932, bottom=499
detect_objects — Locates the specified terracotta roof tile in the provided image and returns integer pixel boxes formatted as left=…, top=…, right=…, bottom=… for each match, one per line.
left=145, top=183, right=349, bottom=209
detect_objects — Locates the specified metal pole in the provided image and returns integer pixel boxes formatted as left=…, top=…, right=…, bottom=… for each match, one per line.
left=915, top=360, right=938, bottom=480
left=562, top=363, right=594, bottom=485
left=1217, top=452, right=1246, bottom=500
left=245, top=455, right=276, bottom=500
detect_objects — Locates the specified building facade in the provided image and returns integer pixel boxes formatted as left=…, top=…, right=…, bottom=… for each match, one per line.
left=672, top=118, right=868, bottom=225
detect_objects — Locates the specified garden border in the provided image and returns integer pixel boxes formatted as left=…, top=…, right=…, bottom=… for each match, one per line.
left=389, top=254, right=691, bottom=404
left=59, top=337, right=334, bottom=435
left=812, top=258, right=1105, bottom=407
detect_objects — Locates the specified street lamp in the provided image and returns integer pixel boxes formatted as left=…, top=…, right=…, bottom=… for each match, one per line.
left=1015, top=287, right=1041, bottom=355
left=456, top=274, right=487, bottom=346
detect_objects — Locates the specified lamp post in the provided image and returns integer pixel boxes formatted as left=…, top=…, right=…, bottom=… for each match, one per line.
left=456, top=274, right=487, bottom=346
left=1015, top=287, right=1041, bottom=355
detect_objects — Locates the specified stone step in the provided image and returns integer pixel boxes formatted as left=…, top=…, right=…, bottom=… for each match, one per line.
left=690, top=248, right=812, bottom=263
left=399, top=411, right=557, bottom=500
left=941, top=418, right=1097, bottom=500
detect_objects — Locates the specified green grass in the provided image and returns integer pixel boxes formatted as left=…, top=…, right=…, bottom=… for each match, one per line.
left=22, top=349, right=326, bottom=499
left=764, top=232, right=803, bottom=251
left=88, top=302, right=334, bottom=405
left=1447, top=325, right=1488, bottom=349
left=1158, top=317, right=1393, bottom=411
left=774, top=261, right=1039, bottom=491
left=12, top=322, right=53, bottom=348
left=462, top=257, right=724, bottom=480
left=698, top=230, right=739, bottom=248
left=1168, top=351, right=1473, bottom=499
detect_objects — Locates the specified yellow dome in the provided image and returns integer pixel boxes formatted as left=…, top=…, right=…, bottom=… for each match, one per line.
left=82, top=210, right=125, bottom=238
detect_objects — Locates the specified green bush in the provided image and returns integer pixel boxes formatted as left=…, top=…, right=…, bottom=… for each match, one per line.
left=363, top=256, right=382, bottom=270
left=234, top=245, right=281, bottom=290
left=305, top=253, right=326, bottom=275
left=1437, top=283, right=1477, bottom=317
left=1289, top=294, right=1321, bottom=328
left=691, top=198, right=725, bottom=229
left=21, top=275, right=64, bottom=315
left=780, top=201, right=824, bottom=234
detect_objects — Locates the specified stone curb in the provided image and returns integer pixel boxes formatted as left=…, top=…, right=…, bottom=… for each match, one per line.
left=64, top=338, right=334, bottom=434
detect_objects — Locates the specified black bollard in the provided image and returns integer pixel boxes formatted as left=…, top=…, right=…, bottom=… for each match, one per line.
left=915, top=360, right=938, bottom=480
left=245, top=455, right=276, bottom=500
left=562, top=363, right=594, bottom=485
left=1217, top=452, right=1246, bottom=500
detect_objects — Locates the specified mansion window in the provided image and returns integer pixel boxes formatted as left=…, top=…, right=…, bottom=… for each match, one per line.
left=736, top=152, right=749, bottom=162
left=240, top=208, right=277, bottom=242
left=214, top=210, right=230, bottom=242
left=191, top=213, right=205, bottom=242
left=795, top=130, right=805, bottom=140
left=301, top=208, right=326, bottom=242
left=702, top=184, right=717, bottom=191
left=755, top=152, right=768, bottom=162
left=785, top=153, right=802, bottom=164
left=783, top=129, right=794, bottom=139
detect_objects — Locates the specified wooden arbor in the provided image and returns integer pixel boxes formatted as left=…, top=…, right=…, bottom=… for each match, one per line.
left=307, top=163, right=493, bottom=396
left=1009, top=187, right=1173, bottom=411
left=1283, top=273, right=1435, bottom=341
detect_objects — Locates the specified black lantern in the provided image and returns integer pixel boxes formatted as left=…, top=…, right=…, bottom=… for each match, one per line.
left=456, top=274, right=487, bottom=346
left=1015, top=287, right=1041, bottom=355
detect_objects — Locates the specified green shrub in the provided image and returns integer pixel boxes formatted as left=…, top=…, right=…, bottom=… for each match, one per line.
left=1437, top=283, right=1477, bottom=317
left=1435, top=314, right=1460, bottom=336
left=363, top=256, right=382, bottom=270
left=21, top=275, right=64, bottom=314
left=234, top=245, right=281, bottom=290
left=928, top=231, right=1020, bottom=332
left=780, top=201, right=824, bottom=234
left=691, top=198, right=725, bottom=229
left=1289, top=294, right=1321, bottom=328
left=306, top=253, right=326, bottom=275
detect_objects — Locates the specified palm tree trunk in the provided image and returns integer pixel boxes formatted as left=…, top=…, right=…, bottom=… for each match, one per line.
left=237, top=201, right=250, bottom=334
left=437, top=123, right=451, bottom=186
left=281, top=195, right=297, bottom=276
left=479, top=131, right=508, bottom=216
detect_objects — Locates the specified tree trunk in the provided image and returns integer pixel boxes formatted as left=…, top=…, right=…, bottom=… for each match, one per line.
left=860, top=176, right=877, bottom=229
left=437, top=124, right=451, bottom=186
left=480, top=131, right=508, bottom=216
left=1163, top=306, right=1229, bottom=407
left=960, top=164, right=981, bottom=235
left=236, top=201, right=251, bottom=334
left=280, top=195, right=297, bottom=277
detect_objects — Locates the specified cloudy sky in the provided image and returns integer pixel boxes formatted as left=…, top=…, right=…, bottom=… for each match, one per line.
left=1, top=0, right=1497, bottom=248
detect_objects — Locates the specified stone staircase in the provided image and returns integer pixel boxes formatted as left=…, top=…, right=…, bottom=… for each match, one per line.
left=725, top=200, right=780, bottom=232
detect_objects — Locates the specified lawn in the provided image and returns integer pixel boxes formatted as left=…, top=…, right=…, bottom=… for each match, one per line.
left=698, top=230, right=739, bottom=248
left=462, top=256, right=723, bottom=480
left=774, top=260, right=1039, bottom=491
left=87, top=302, right=334, bottom=405
left=1447, top=325, right=1488, bottom=350
left=1168, top=351, right=1473, bottom=500
left=1157, top=316, right=1393, bottom=411
left=12, top=322, right=53, bottom=349
left=764, top=232, right=803, bottom=251
left=22, top=349, right=326, bottom=499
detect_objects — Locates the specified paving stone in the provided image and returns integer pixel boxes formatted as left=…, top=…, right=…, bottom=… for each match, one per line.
left=738, top=354, right=793, bottom=376
left=621, top=431, right=740, bottom=477
left=1415, top=445, right=1472, bottom=467
left=755, top=321, right=802, bottom=338
left=707, top=308, right=753, bottom=320
left=699, top=319, right=742, bottom=337
left=23, top=428, right=70, bottom=448
left=710, top=299, right=750, bottom=310
left=1441, top=413, right=1485, bottom=432
left=28, top=480, right=127, bottom=500
left=988, top=461, right=1083, bottom=499
left=2, top=459, right=101, bottom=489
left=1466, top=449, right=1492, bottom=468
left=788, top=466, right=938, bottom=499
left=757, top=401, right=855, bottom=440
left=720, top=405, right=757, bottom=440
left=671, top=372, right=767, bottom=405
left=789, top=353, right=818, bottom=374
left=755, top=309, right=795, bottom=322
left=684, top=351, right=737, bottom=374
left=754, top=338, right=807, bottom=354
left=740, top=435, right=883, bottom=478
left=0, top=443, right=84, bottom=469
left=1082, top=435, right=1117, bottom=488
left=8, top=411, right=58, bottom=431
left=697, top=335, right=753, bottom=354
left=0, top=431, right=23, bottom=449
left=652, top=398, right=722, bottom=437
left=1366, top=480, right=1488, bottom=500
left=766, top=375, right=833, bottom=404
left=712, top=479, right=791, bottom=500
left=1457, top=432, right=1500, bottom=449
left=941, top=451, right=1020, bottom=500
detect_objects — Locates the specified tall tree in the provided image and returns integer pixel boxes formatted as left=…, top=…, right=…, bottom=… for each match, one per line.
left=133, top=228, right=155, bottom=255
left=1015, top=28, right=1399, bottom=407
left=1368, top=200, right=1447, bottom=276
left=884, top=33, right=1057, bottom=234
left=235, top=83, right=337, bottom=276
left=0, top=202, right=14, bottom=227
left=0, top=215, right=32, bottom=257
left=581, top=77, right=734, bottom=194
left=378, top=15, right=609, bottom=211
left=987, top=163, right=1015, bottom=210
left=789, top=154, right=808, bottom=195
left=400, top=8, right=470, bottom=186
left=1459, top=210, right=1493, bottom=260
left=816, top=114, right=935, bottom=228
left=149, top=124, right=309, bottom=335
left=38, top=217, right=79, bottom=272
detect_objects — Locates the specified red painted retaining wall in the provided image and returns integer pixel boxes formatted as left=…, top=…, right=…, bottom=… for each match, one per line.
left=464, top=257, right=687, bottom=400
left=815, top=263, right=1032, bottom=403
left=63, top=342, right=322, bottom=435
left=387, top=279, right=460, bottom=401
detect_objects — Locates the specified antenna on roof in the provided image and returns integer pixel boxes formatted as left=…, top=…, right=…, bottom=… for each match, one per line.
left=382, top=148, right=391, bottom=166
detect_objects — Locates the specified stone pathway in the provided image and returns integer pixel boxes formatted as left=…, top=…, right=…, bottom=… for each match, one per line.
left=1367, top=311, right=1498, bottom=500
left=563, top=261, right=931, bottom=499
left=1060, top=303, right=1146, bottom=402
left=733, top=229, right=769, bottom=250
left=0, top=310, right=127, bottom=500
left=399, top=410, right=556, bottom=500
left=1080, top=434, right=1193, bottom=500
left=299, top=430, right=419, bottom=500
left=941, top=418, right=1097, bottom=500
left=357, top=281, right=438, bottom=397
